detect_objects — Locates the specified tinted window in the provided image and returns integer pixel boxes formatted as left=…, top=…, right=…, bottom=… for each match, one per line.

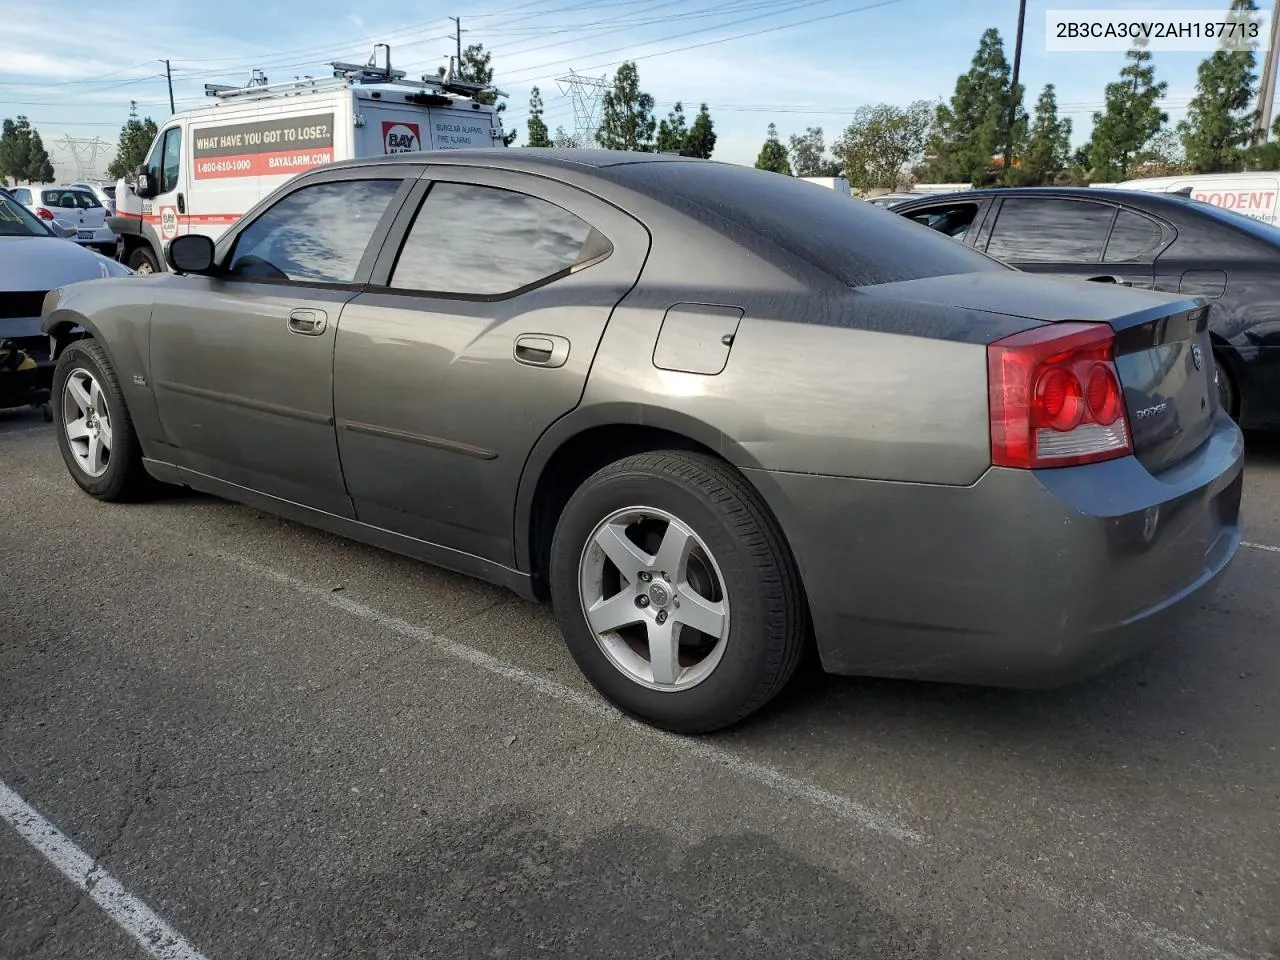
left=1104, top=210, right=1163, bottom=261
left=160, top=127, right=181, bottom=194
left=904, top=202, right=980, bottom=240
left=986, top=198, right=1116, bottom=262
left=0, top=193, right=47, bottom=237
left=228, top=179, right=401, bottom=284
left=389, top=183, right=604, bottom=296
left=605, top=161, right=1008, bottom=286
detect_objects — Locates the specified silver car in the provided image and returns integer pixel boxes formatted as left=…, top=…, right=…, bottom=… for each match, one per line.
left=8, top=185, right=115, bottom=254
left=39, top=149, right=1244, bottom=732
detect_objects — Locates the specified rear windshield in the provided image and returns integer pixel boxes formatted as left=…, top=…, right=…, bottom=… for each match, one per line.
left=0, top=193, right=51, bottom=237
left=610, top=161, right=1009, bottom=287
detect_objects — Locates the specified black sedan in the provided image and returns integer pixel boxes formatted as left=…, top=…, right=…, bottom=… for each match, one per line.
left=892, top=187, right=1280, bottom=429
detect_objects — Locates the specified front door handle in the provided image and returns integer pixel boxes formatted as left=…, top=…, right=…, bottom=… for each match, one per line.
left=514, top=333, right=570, bottom=368
left=177, top=193, right=186, bottom=214
left=288, top=308, right=328, bottom=336
left=1086, top=274, right=1131, bottom=286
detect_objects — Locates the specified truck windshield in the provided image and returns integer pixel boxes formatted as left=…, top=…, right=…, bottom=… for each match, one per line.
left=0, top=193, right=52, bottom=237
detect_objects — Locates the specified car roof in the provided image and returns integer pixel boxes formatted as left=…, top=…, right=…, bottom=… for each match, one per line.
left=323, top=146, right=707, bottom=175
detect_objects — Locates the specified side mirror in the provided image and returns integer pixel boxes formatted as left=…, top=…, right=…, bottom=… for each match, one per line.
left=166, top=234, right=216, bottom=274
left=134, top=169, right=152, bottom=198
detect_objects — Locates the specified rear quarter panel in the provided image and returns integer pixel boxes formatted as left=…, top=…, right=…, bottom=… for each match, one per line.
left=43, top=277, right=163, bottom=446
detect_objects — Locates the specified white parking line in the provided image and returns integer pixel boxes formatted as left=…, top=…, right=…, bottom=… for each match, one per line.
left=209, top=548, right=1253, bottom=960
left=1242, top=540, right=1280, bottom=554
left=0, top=781, right=209, bottom=960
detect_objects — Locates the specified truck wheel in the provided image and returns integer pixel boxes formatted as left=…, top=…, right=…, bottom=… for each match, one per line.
left=128, top=246, right=160, bottom=275
left=52, top=339, right=158, bottom=502
left=549, top=451, right=809, bottom=734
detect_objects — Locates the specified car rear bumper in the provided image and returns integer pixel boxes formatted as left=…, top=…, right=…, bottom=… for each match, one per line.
left=745, top=413, right=1245, bottom=688
left=70, top=226, right=116, bottom=246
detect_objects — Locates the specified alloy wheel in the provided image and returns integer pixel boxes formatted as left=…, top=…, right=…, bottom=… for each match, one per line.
left=578, top=506, right=730, bottom=691
left=62, top=367, right=113, bottom=478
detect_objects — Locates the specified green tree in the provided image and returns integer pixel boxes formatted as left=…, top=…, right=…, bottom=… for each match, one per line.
left=1243, top=115, right=1280, bottom=168
left=1020, top=84, right=1072, bottom=184
left=1088, top=39, right=1168, bottom=180
left=754, top=123, right=792, bottom=174
left=552, top=126, right=581, bottom=149
left=833, top=101, right=933, bottom=190
left=1178, top=0, right=1260, bottom=173
left=442, top=43, right=518, bottom=146
left=923, top=28, right=1025, bottom=184
left=525, top=86, right=552, bottom=148
left=106, top=111, right=159, bottom=180
left=684, top=103, right=717, bottom=159
left=656, top=101, right=688, bottom=153
left=596, top=61, right=655, bottom=151
left=788, top=126, right=842, bottom=177
left=0, top=117, right=55, bottom=185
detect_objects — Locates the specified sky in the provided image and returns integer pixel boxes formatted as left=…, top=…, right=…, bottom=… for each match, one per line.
left=0, top=0, right=1265, bottom=182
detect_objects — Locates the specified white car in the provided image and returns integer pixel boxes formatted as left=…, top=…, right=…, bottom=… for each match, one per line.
left=7, top=185, right=116, bottom=254
left=69, top=179, right=118, bottom=216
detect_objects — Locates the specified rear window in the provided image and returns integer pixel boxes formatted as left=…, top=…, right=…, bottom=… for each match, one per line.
left=1182, top=198, right=1280, bottom=244
left=608, top=162, right=1008, bottom=287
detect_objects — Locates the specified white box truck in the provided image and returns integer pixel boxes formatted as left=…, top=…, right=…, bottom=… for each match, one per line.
left=111, top=45, right=508, bottom=273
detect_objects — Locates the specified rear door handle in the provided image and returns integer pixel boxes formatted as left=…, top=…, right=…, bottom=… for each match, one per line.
left=288, top=308, right=328, bottom=336
left=514, top=334, right=570, bottom=368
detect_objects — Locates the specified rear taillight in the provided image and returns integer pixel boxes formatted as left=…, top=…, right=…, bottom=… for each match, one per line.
left=34, top=207, right=54, bottom=220
left=988, top=322, right=1132, bottom=469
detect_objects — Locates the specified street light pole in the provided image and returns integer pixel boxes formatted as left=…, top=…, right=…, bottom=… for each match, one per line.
left=1006, top=0, right=1028, bottom=178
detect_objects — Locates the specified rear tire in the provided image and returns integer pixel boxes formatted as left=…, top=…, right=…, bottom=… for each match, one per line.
left=549, top=451, right=809, bottom=734
left=127, top=245, right=160, bottom=275
left=52, top=339, right=158, bottom=502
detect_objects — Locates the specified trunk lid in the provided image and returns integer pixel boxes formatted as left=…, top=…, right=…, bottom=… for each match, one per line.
left=861, top=272, right=1218, bottom=473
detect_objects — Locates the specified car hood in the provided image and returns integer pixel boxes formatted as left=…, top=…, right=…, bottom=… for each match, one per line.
left=860, top=270, right=1203, bottom=332
left=0, top=236, right=131, bottom=290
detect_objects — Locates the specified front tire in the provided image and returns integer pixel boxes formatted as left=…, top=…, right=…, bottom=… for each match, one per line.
left=127, top=245, right=160, bottom=275
left=52, top=339, right=156, bottom=501
left=549, top=451, right=809, bottom=734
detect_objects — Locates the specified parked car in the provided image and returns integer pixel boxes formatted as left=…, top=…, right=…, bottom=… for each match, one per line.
left=41, top=150, right=1243, bottom=732
left=892, top=186, right=1280, bottom=429
left=68, top=179, right=118, bottom=216
left=7, top=184, right=115, bottom=255
left=0, top=189, right=131, bottom=411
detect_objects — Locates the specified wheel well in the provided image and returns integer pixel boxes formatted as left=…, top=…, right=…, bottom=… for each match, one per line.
left=48, top=321, right=91, bottom=361
left=526, top=425, right=717, bottom=599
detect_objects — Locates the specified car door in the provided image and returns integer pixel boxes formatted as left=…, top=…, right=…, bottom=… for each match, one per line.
left=979, top=196, right=1162, bottom=288
left=332, top=167, right=650, bottom=565
left=148, top=170, right=412, bottom=516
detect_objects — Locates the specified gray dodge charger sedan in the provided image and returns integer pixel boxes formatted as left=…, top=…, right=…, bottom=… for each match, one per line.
left=40, top=149, right=1244, bottom=733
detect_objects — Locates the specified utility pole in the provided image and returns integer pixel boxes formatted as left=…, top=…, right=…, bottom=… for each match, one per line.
left=1253, top=0, right=1280, bottom=142
left=164, top=59, right=175, bottom=114
left=449, top=17, right=463, bottom=70
left=1005, top=0, right=1027, bottom=178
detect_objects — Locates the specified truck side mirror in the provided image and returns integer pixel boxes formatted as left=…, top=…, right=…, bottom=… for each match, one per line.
left=135, top=168, right=152, bottom=198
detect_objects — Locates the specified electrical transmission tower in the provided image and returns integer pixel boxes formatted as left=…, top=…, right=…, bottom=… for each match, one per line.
left=556, top=71, right=608, bottom=147
left=52, top=136, right=111, bottom=179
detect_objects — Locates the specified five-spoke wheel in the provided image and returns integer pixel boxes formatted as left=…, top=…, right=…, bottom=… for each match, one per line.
left=62, top=367, right=113, bottom=478
left=551, top=451, right=808, bottom=734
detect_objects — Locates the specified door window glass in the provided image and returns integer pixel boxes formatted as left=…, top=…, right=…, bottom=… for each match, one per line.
left=1104, top=210, right=1164, bottom=262
left=227, top=179, right=401, bottom=284
left=388, top=182, right=608, bottom=296
left=986, top=198, right=1116, bottom=262
left=160, top=127, right=182, bottom=194
left=903, top=202, right=980, bottom=241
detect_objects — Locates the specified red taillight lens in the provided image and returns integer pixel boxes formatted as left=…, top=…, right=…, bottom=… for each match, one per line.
left=34, top=207, right=54, bottom=220
left=988, top=322, right=1132, bottom=469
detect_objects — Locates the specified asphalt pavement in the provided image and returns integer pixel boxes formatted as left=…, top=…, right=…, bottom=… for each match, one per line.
left=2, top=406, right=1278, bottom=960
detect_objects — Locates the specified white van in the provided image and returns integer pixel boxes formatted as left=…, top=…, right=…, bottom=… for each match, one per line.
left=1109, top=172, right=1280, bottom=226
left=112, top=46, right=507, bottom=273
